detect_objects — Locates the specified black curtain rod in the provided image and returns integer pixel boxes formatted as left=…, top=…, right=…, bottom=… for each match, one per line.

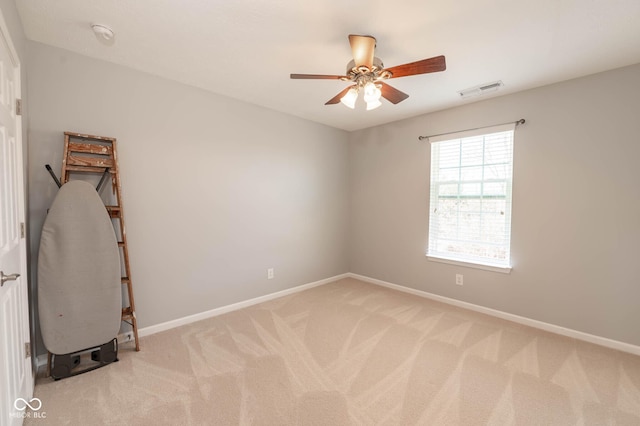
left=418, top=118, right=526, bottom=141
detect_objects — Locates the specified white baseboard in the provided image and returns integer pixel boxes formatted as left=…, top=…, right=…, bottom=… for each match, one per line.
left=38, top=271, right=638, bottom=363
left=348, top=273, right=640, bottom=356
left=137, top=273, right=350, bottom=338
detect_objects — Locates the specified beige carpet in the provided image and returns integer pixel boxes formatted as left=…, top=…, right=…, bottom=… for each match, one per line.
left=27, top=278, right=640, bottom=425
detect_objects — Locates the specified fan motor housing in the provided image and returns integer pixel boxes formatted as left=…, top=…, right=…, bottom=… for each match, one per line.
left=346, top=57, right=385, bottom=75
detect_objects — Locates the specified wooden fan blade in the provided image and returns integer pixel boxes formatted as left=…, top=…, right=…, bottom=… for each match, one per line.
left=290, top=74, right=346, bottom=80
left=325, top=85, right=356, bottom=105
left=379, top=82, right=409, bottom=104
left=349, top=34, right=376, bottom=69
left=385, top=55, right=446, bottom=79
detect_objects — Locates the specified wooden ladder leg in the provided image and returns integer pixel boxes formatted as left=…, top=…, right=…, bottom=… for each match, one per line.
left=122, top=276, right=140, bottom=351
left=131, top=312, right=140, bottom=352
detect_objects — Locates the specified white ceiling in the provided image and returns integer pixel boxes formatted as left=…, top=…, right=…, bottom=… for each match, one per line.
left=15, top=0, right=640, bottom=131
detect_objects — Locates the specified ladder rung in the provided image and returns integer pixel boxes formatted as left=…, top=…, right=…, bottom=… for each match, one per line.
left=122, top=307, right=134, bottom=319
left=117, top=241, right=125, bottom=247
left=65, top=131, right=116, bottom=143
left=65, top=165, right=110, bottom=174
left=121, top=277, right=130, bottom=284
left=67, top=154, right=114, bottom=169
left=105, top=206, right=121, bottom=218
left=68, top=142, right=113, bottom=155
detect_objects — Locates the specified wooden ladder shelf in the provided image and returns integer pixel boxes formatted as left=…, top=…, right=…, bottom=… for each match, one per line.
left=61, top=131, right=140, bottom=351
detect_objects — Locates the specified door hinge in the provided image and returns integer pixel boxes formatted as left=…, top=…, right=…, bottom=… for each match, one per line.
left=25, top=342, right=31, bottom=358
left=20, top=222, right=25, bottom=238
left=16, top=98, right=22, bottom=116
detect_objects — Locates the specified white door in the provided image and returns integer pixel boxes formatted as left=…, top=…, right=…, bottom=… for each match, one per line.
left=0, top=8, right=32, bottom=426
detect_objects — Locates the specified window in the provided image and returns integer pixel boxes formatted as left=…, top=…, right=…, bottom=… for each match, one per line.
left=427, top=123, right=515, bottom=272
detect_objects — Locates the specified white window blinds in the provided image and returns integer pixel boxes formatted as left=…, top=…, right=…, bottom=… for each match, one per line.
left=427, top=123, right=515, bottom=270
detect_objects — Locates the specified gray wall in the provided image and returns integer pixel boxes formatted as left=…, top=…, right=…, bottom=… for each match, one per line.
left=349, top=63, right=640, bottom=346
left=22, top=35, right=640, bottom=353
left=27, top=42, right=350, bottom=353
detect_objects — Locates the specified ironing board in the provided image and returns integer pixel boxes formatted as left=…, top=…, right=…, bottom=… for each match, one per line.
left=38, top=180, right=121, bottom=378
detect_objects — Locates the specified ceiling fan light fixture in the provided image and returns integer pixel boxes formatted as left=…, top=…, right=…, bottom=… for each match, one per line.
left=291, top=35, right=446, bottom=110
left=340, top=87, right=358, bottom=109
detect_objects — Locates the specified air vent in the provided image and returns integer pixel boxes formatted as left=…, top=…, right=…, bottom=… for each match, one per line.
left=458, top=80, right=504, bottom=98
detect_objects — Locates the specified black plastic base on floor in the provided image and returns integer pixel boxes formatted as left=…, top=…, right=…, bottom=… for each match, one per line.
left=51, top=338, right=119, bottom=380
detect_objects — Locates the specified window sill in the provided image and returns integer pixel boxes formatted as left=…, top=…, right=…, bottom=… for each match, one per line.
left=426, top=255, right=512, bottom=274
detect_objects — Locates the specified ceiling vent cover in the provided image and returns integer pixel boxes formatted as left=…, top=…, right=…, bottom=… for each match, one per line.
left=458, top=80, right=504, bottom=98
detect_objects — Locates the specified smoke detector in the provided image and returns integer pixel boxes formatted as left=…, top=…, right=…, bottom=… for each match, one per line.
left=91, top=24, right=115, bottom=41
left=458, top=80, right=504, bottom=98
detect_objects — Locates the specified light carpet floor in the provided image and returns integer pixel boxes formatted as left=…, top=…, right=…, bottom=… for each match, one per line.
left=27, top=278, right=640, bottom=425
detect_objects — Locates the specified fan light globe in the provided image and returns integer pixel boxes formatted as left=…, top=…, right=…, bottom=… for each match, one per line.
left=340, top=88, right=358, bottom=109
left=366, top=99, right=382, bottom=110
left=363, top=82, right=381, bottom=103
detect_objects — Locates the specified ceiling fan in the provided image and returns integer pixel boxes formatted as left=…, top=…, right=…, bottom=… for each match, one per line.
left=290, top=34, right=446, bottom=110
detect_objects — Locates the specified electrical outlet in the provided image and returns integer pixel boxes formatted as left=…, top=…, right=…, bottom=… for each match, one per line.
left=119, top=331, right=134, bottom=343
left=455, top=274, right=463, bottom=286
left=267, top=268, right=274, bottom=279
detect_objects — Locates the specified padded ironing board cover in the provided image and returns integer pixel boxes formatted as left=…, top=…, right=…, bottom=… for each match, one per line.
left=38, top=180, right=122, bottom=355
